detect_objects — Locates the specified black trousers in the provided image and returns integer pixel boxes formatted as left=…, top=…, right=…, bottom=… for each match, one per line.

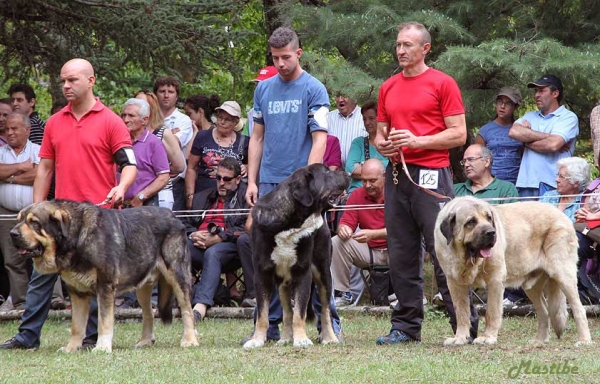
left=384, top=162, right=478, bottom=341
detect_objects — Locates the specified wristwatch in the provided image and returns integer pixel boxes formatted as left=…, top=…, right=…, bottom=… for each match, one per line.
left=7, top=175, right=14, bottom=184
left=137, top=193, right=145, bottom=202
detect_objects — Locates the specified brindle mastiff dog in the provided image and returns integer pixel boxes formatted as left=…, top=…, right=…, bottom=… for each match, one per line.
left=243, top=164, right=349, bottom=349
left=11, top=200, right=199, bottom=352
left=434, top=196, right=591, bottom=346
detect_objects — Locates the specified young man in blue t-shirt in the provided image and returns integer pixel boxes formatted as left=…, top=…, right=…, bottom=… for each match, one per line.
left=244, top=26, right=340, bottom=344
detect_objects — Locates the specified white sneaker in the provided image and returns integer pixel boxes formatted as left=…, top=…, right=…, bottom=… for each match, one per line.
left=502, top=298, right=515, bottom=308
left=334, top=292, right=354, bottom=307
left=432, top=292, right=444, bottom=307
left=389, top=299, right=398, bottom=309
left=388, top=293, right=397, bottom=302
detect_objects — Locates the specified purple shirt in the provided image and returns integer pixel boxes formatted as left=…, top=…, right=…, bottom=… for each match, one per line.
left=120, top=129, right=170, bottom=199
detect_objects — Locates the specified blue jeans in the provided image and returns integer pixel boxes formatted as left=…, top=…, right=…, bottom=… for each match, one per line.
left=189, top=239, right=239, bottom=307
left=254, top=182, right=342, bottom=339
left=15, top=270, right=97, bottom=348
left=517, top=187, right=540, bottom=198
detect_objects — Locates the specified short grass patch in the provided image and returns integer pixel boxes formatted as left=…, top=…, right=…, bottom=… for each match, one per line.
left=1, top=311, right=598, bottom=383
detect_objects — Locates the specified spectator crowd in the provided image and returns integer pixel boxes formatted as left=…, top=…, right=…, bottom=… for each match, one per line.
left=1, top=22, right=600, bottom=350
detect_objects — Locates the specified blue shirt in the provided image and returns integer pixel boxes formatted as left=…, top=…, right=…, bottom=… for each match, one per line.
left=515, top=105, right=579, bottom=189
left=478, top=120, right=523, bottom=184
left=539, top=190, right=581, bottom=222
left=253, top=71, right=329, bottom=183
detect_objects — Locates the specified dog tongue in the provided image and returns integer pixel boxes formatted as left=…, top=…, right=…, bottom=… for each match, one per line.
left=17, top=249, right=27, bottom=255
left=479, top=248, right=492, bottom=258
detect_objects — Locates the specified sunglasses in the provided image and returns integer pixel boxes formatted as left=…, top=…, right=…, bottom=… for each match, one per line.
left=215, top=175, right=236, bottom=182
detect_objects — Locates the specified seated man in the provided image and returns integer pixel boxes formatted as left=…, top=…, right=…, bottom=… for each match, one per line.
left=454, top=144, right=518, bottom=204
left=186, top=157, right=249, bottom=322
left=332, top=158, right=387, bottom=307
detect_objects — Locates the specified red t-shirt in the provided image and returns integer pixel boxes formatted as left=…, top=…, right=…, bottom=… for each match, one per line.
left=40, top=99, right=132, bottom=203
left=377, top=68, right=465, bottom=168
left=340, top=187, right=387, bottom=249
left=199, top=199, right=226, bottom=231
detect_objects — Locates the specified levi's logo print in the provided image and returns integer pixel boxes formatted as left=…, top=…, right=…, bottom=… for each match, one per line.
left=268, top=99, right=302, bottom=114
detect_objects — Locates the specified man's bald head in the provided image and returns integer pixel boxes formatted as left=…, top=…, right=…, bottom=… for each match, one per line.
left=60, top=58, right=96, bottom=105
left=363, top=158, right=385, bottom=175
left=61, top=58, right=95, bottom=77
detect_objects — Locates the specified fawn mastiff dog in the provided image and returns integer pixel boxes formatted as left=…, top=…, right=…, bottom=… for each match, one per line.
left=434, top=196, right=591, bottom=346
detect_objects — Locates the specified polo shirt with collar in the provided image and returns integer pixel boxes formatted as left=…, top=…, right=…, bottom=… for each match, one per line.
left=454, top=177, right=519, bottom=204
left=326, top=105, right=366, bottom=167
left=120, top=129, right=170, bottom=200
left=515, top=105, right=579, bottom=189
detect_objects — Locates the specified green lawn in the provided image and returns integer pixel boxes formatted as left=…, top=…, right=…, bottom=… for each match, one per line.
left=0, top=311, right=598, bottom=383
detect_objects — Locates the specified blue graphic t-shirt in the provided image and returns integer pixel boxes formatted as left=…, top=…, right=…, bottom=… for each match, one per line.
left=253, top=71, right=329, bottom=183
left=478, top=120, right=523, bottom=184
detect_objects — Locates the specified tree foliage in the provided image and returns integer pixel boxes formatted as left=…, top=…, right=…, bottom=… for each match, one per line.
left=0, top=0, right=253, bottom=108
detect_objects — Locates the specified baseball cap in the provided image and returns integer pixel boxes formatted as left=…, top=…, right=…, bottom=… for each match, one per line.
left=252, top=66, right=278, bottom=82
left=496, top=86, right=522, bottom=106
left=527, top=74, right=563, bottom=93
left=215, top=101, right=241, bottom=118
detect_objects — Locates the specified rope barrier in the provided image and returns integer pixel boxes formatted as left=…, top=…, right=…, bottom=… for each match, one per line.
left=0, top=192, right=594, bottom=221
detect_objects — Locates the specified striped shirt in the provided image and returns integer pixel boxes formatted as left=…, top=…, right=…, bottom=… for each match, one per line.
left=326, top=106, right=366, bottom=168
left=0, top=140, right=40, bottom=211
left=29, top=112, right=45, bottom=145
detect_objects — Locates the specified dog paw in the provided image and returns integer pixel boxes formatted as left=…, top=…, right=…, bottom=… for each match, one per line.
left=526, top=338, right=548, bottom=346
left=293, top=338, right=313, bottom=347
left=135, top=339, right=156, bottom=349
left=575, top=339, right=594, bottom=347
left=276, top=339, right=291, bottom=346
left=243, top=339, right=265, bottom=349
left=473, top=336, right=497, bottom=345
left=180, top=338, right=199, bottom=348
left=443, top=337, right=468, bottom=346
left=58, top=345, right=80, bottom=353
left=92, top=342, right=112, bottom=353
left=320, top=336, right=340, bottom=345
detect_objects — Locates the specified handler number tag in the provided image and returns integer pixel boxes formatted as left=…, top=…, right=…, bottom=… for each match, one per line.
left=418, top=169, right=439, bottom=190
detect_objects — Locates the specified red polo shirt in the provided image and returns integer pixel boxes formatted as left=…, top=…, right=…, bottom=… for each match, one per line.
left=40, top=99, right=132, bottom=203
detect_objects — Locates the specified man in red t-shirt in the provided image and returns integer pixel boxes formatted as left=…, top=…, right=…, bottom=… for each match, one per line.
left=374, top=22, right=478, bottom=345
left=331, top=159, right=387, bottom=307
left=0, top=58, right=137, bottom=351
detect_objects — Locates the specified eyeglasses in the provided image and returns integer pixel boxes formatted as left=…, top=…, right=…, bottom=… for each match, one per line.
left=217, top=115, right=237, bottom=124
left=215, top=175, right=236, bottom=182
left=495, top=99, right=516, bottom=108
left=556, top=173, right=571, bottom=181
left=459, top=157, right=484, bottom=166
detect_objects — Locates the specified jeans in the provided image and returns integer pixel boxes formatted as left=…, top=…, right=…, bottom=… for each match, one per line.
left=189, top=239, right=239, bottom=307
left=15, top=270, right=97, bottom=348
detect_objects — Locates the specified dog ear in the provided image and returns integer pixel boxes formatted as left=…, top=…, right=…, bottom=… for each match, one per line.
left=292, top=169, right=315, bottom=207
left=51, top=209, right=71, bottom=238
left=440, top=213, right=456, bottom=245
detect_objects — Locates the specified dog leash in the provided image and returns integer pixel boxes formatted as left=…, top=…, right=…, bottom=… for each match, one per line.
left=391, top=150, right=451, bottom=201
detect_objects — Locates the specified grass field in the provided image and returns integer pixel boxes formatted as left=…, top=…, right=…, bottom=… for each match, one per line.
left=0, top=310, right=598, bottom=384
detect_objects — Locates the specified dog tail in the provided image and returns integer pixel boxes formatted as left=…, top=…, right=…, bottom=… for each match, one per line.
left=547, top=279, right=568, bottom=338
left=157, top=275, right=174, bottom=325
left=306, top=285, right=317, bottom=323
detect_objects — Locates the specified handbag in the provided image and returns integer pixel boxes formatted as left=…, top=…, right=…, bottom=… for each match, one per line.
left=574, top=220, right=600, bottom=243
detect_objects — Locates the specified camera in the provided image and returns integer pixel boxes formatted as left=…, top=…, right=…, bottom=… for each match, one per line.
left=207, top=223, right=224, bottom=235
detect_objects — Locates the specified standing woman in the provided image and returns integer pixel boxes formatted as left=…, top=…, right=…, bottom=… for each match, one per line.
left=184, top=94, right=220, bottom=159
left=135, top=90, right=185, bottom=209
left=185, top=101, right=249, bottom=207
left=475, top=87, right=522, bottom=184
left=345, top=100, right=389, bottom=193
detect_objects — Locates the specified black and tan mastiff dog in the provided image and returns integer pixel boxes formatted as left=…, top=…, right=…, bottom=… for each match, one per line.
left=243, top=164, right=349, bottom=349
left=434, top=196, right=592, bottom=347
left=11, top=200, right=199, bottom=352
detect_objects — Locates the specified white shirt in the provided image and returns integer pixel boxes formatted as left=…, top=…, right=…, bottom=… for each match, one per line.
left=326, top=106, right=366, bottom=168
left=164, top=108, right=193, bottom=179
left=0, top=140, right=41, bottom=211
